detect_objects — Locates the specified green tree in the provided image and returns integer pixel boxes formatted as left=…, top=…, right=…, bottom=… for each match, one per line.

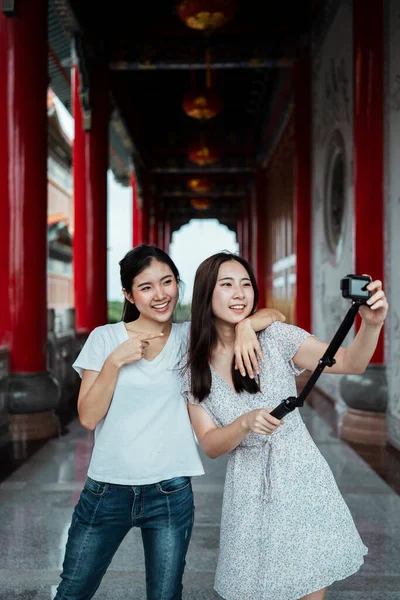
left=108, top=300, right=124, bottom=323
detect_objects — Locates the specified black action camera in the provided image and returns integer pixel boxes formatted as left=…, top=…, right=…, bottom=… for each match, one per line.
left=340, top=274, right=372, bottom=304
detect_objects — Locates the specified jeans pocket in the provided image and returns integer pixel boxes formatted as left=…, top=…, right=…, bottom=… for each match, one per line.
left=83, top=476, right=109, bottom=497
left=157, top=476, right=191, bottom=495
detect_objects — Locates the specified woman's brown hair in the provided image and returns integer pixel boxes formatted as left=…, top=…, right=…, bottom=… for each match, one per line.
left=187, top=252, right=260, bottom=401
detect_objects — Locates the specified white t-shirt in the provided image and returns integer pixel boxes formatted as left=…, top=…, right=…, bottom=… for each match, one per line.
left=72, top=321, right=204, bottom=485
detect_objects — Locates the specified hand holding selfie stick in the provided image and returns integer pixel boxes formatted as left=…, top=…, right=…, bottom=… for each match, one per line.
left=270, top=275, right=372, bottom=421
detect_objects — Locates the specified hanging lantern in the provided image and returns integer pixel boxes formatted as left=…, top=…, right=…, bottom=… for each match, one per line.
left=183, top=88, right=223, bottom=120
left=187, top=176, right=213, bottom=192
left=183, top=48, right=223, bottom=120
left=188, top=140, right=220, bottom=166
left=191, top=197, right=212, bottom=210
left=177, top=0, right=237, bottom=31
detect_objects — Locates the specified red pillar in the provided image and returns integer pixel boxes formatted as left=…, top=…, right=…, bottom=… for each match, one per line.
left=149, top=215, right=157, bottom=245
left=132, top=172, right=143, bottom=247
left=243, top=199, right=252, bottom=263
left=164, top=218, right=171, bottom=253
left=151, top=192, right=160, bottom=247
left=254, top=171, right=267, bottom=309
left=353, top=0, right=384, bottom=363
left=141, top=179, right=150, bottom=244
left=0, top=0, right=59, bottom=427
left=294, top=53, right=312, bottom=331
left=158, top=214, right=165, bottom=251
left=339, top=0, right=386, bottom=446
left=237, top=217, right=244, bottom=257
left=73, top=64, right=109, bottom=333
left=249, top=191, right=257, bottom=268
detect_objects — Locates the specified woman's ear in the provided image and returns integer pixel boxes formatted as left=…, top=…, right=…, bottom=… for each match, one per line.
left=122, top=288, right=134, bottom=304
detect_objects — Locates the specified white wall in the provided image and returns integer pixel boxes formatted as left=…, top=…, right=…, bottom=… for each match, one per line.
left=311, top=0, right=354, bottom=405
left=385, top=0, right=400, bottom=449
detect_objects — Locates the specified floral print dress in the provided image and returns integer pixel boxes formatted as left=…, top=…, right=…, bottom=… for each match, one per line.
left=182, top=322, right=367, bottom=600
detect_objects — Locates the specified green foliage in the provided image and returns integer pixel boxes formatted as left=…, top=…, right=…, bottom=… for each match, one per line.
left=108, top=300, right=124, bottom=324
left=107, top=300, right=192, bottom=324
left=173, top=302, right=192, bottom=323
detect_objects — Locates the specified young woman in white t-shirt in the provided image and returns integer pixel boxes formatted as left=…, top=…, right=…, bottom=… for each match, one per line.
left=54, top=244, right=283, bottom=600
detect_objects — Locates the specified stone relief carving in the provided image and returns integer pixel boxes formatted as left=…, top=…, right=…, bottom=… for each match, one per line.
left=311, top=2, right=353, bottom=406
left=389, top=309, right=400, bottom=418
left=323, top=130, right=347, bottom=264
left=314, top=57, right=350, bottom=148
left=389, top=74, right=400, bottom=111
left=323, top=296, right=349, bottom=343
left=386, top=0, right=400, bottom=439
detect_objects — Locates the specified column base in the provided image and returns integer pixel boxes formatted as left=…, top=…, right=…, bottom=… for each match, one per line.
left=6, top=372, right=61, bottom=441
left=7, top=371, right=60, bottom=414
left=8, top=410, right=60, bottom=442
left=388, top=412, right=400, bottom=451
left=338, top=365, right=388, bottom=445
left=339, top=408, right=387, bottom=446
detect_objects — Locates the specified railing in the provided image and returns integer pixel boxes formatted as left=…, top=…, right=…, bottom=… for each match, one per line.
left=0, top=310, right=86, bottom=438
left=47, top=308, right=86, bottom=429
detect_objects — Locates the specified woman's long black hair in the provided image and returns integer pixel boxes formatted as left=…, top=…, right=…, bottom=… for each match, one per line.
left=187, top=252, right=260, bottom=401
left=119, top=244, right=180, bottom=322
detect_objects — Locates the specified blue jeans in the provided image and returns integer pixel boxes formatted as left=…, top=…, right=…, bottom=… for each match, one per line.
left=54, top=475, right=194, bottom=600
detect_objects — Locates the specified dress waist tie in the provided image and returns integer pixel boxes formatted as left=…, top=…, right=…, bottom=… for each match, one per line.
left=262, top=440, right=275, bottom=504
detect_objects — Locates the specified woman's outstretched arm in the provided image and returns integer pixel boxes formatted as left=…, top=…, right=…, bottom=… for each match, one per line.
left=293, top=278, right=388, bottom=375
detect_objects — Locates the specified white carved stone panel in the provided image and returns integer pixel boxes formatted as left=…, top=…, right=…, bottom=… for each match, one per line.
left=311, top=0, right=354, bottom=405
left=385, top=0, right=400, bottom=449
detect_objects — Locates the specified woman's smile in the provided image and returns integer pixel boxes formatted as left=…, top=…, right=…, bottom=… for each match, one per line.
left=152, top=300, right=171, bottom=313
left=229, top=304, right=246, bottom=314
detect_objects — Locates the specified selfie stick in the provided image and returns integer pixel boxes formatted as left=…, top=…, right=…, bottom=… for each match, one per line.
left=270, top=301, right=363, bottom=420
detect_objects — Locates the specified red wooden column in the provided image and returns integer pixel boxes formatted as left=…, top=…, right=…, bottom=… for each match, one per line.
left=132, top=172, right=143, bottom=247
left=236, top=217, right=244, bottom=257
left=148, top=215, right=156, bottom=245
left=149, top=204, right=159, bottom=246
left=73, top=64, right=109, bottom=334
left=149, top=190, right=160, bottom=247
left=293, top=52, right=312, bottom=331
left=157, top=205, right=165, bottom=250
left=141, top=177, right=151, bottom=244
left=339, top=0, right=386, bottom=446
left=164, top=218, right=172, bottom=253
left=242, top=205, right=250, bottom=261
left=353, top=0, right=384, bottom=363
left=254, top=171, right=267, bottom=309
left=244, top=197, right=253, bottom=263
left=0, top=0, right=59, bottom=437
left=153, top=194, right=161, bottom=247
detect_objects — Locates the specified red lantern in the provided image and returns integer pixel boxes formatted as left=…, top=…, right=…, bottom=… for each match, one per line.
left=187, top=176, right=213, bottom=192
left=183, top=88, right=223, bottom=120
left=177, top=0, right=237, bottom=31
left=188, top=140, right=220, bottom=166
left=191, top=197, right=212, bottom=210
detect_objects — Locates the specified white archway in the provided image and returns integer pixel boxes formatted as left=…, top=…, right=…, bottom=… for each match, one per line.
left=169, top=219, right=239, bottom=303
